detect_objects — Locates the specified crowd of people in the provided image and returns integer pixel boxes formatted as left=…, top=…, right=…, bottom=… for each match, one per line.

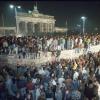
left=0, top=34, right=100, bottom=59
left=0, top=51, right=100, bottom=100
left=0, top=33, right=100, bottom=100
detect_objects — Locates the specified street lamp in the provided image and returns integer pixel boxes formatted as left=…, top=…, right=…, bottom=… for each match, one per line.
left=9, top=4, right=21, bottom=34
left=81, top=16, right=86, bottom=35
left=17, top=6, right=21, bottom=9
left=10, top=5, right=14, bottom=9
left=28, top=10, right=32, bottom=14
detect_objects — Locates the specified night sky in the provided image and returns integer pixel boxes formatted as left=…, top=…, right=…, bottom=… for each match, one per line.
left=0, top=1, right=100, bottom=32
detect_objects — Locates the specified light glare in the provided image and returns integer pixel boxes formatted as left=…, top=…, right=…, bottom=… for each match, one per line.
left=28, top=10, right=32, bottom=14
left=81, top=16, right=86, bottom=20
left=17, top=6, right=21, bottom=9
left=10, top=5, right=14, bottom=9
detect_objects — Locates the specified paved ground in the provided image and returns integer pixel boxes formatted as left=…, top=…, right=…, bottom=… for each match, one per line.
left=0, top=44, right=100, bottom=66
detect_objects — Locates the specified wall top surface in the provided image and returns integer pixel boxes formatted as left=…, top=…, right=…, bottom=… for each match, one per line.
left=17, top=12, right=54, bottom=19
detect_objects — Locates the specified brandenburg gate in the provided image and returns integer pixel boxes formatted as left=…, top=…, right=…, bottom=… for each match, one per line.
left=16, top=5, right=56, bottom=36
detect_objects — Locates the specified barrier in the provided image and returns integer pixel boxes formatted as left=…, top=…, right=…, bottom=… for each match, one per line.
left=1, top=44, right=100, bottom=66
left=60, top=44, right=100, bottom=59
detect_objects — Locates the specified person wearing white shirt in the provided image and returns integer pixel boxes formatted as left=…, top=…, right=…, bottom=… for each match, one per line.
left=36, top=86, right=41, bottom=100
left=70, top=38, right=74, bottom=49
left=32, top=78, right=37, bottom=84
left=51, top=79, right=57, bottom=86
left=95, top=65, right=100, bottom=83
left=58, top=76, right=65, bottom=88
left=62, top=38, right=65, bottom=50
left=73, top=71, right=79, bottom=80
left=79, top=37, right=83, bottom=52
left=95, top=66, right=100, bottom=75
left=52, top=38, right=58, bottom=51
left=75, top=38, right=79, bottom=53
left=75, top=38, right=78, bottom=46
left=67, top=37, right=71, bottom=49
left=82, top=67, right=88, bottom=81
left=97, top=82, right=100, bottom=100
left=38, top=67, right=45, bottom=76
left=60, top=37, right=65, bottom=50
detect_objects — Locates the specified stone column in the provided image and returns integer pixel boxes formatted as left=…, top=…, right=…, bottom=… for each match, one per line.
left=25, top=22, right=28, bottom=35
left=44, top=23, right=46, bottom=33
left=38, top=23, right=41, bottom=33
left=48, top=23, right=50, bottom=33
left=40, top=23, right=42, bottom=32
left=17, top=21, right=20, bottom=34
left=51, top=23, right=53, bottom=33
left=32, top=23, right=35, bottom=33
left=42, top=23, right=44, bottom=33
left=49, top=23, right=51, bottom=33
left=19, top=22, right=23, bottom=34
left=16, top=21, right=20, bottom=34
left=46, top=23, right=48, bottom=33
left=41, top=23, right=43, bottom=33
left=47, top=23, right=49, bottom=33
left=52, top=23, right=54, bottom=33
left=30, top=22, right=33, bottom=35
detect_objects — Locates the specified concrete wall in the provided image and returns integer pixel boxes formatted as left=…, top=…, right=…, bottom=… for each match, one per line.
left=6, top=44, right=100, bottom=66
